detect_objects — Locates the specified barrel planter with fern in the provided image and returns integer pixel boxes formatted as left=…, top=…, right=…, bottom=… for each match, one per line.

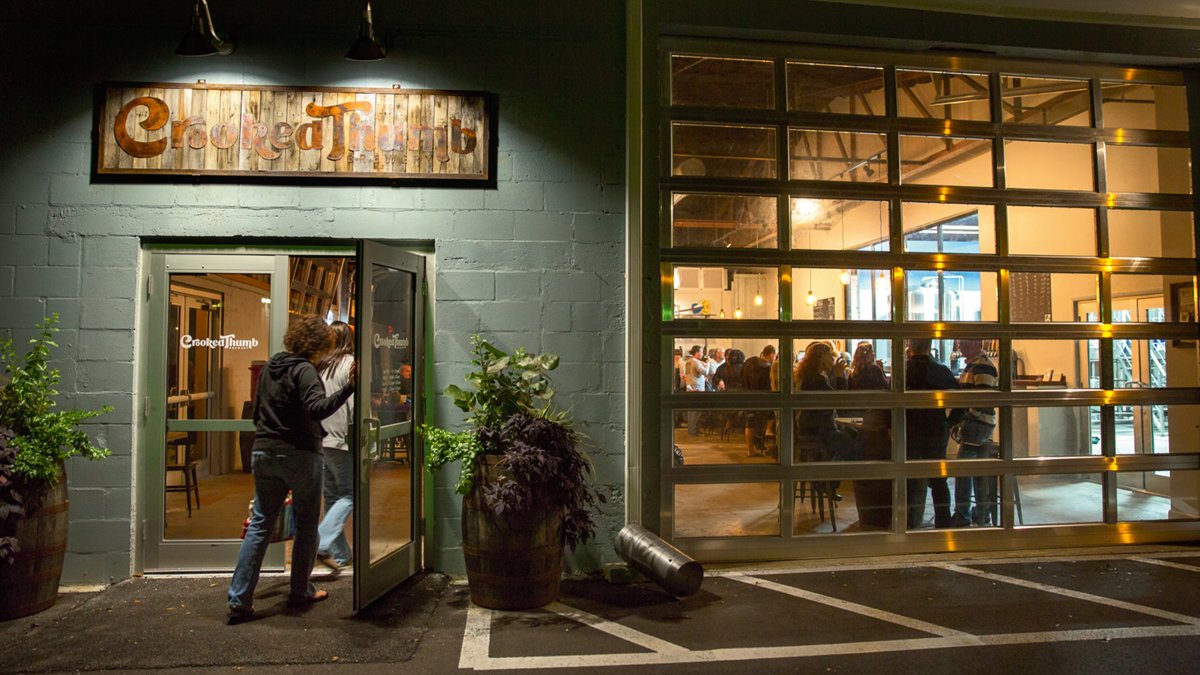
left=0, top=466, right=69, bottom=620
left=461, top=458, right=563, bottom=610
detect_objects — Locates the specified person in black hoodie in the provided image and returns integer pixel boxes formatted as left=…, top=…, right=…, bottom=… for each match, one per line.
left=904, top=339, right=959, bottom=529
left=228, top=315, right=356, bottom=621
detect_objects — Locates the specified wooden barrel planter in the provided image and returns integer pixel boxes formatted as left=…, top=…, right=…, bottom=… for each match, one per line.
left=0, top=469, right=69, bottom=620
left=461, top=459, right=564, bottom=610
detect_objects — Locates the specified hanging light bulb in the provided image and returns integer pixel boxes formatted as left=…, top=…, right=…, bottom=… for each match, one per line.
left=734, top=307, right=744, bottom=319
left=839, top=269, right=850, bottom=285
left=806, top=289, right=816, bottom=306
left=719, top=309, right=726, bottom=318
left=754, top=292, right=764, bottom=306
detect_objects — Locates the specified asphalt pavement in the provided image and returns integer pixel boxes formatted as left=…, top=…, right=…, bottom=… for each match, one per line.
left=3, top=545, right=1199, bottom=674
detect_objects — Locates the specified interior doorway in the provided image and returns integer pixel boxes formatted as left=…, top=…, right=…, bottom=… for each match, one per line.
left=1078, top=294, right=1171, bottom=496
left=139, top=244, right=426, bottom=610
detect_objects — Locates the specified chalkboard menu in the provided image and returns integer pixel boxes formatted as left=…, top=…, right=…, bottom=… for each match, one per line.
left=1011, top=272, right=1053, bottom=322
left=814, top=297, right=836, bottom=320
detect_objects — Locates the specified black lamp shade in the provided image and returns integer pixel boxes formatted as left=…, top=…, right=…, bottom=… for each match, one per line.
left=345, top=23, right=386, bottom=61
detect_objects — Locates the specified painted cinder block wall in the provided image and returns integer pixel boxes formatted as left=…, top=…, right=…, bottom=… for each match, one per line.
left=1, top=1, right=626, bottom=583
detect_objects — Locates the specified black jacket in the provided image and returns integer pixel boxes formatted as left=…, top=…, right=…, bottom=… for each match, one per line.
left=252, top=352, right=355, bottom=455
left=796, top=369, right=847, bottom=438
left=904, top=354, right=958, bottom=453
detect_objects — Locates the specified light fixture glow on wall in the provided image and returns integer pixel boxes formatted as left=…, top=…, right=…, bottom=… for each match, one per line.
left=346, top=1, right=386, bottom=61
left=792, top=197, right=823, bottom=224
left=175, top=0, right=234, bottom=57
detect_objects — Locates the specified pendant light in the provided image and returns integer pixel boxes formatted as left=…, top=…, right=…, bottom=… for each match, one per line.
left=734, top=307, right=743, bottom=319
left=753, top=276, right=763, bottom=306
left=175, top=0, right=234, bottom=56
left=806, top=289, right=816, bottom=306
left=839, top=270, right=850, bottom=285
left=345, top=1, right=386, bottom=61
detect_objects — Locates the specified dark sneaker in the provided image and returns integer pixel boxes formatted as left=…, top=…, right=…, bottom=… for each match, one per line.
left=227, top=605, right=254, bottom=624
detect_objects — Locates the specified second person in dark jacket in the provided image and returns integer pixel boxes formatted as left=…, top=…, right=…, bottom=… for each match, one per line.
left=904, top=339, right=958, bottom=529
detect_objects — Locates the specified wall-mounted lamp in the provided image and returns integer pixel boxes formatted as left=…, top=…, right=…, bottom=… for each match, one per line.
left=346, top=1, right=386, bottom=61
left=175, top=0, right=234, bottom=57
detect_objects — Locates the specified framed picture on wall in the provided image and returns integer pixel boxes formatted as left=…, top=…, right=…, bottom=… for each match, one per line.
left=1170, top=281, right=1196, bottom=346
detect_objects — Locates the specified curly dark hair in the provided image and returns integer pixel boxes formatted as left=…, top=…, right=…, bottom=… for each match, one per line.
left=284, top=315, right=333, bottom=359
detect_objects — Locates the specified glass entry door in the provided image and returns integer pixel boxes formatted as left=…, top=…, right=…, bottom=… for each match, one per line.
left=144, top=254, right=283, bottom=571
left=354, top=241, right=425, bottom=610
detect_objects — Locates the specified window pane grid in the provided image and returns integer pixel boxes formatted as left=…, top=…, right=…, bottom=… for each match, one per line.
left=658, top=45, right=1198, bottom=542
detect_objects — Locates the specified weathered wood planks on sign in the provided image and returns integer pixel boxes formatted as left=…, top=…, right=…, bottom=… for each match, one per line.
left=96, top=82, right=490, bottom=181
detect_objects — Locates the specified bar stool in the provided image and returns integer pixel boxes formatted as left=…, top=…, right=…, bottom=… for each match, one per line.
left=165, top=432, right=202, bottom=516
left=794, top=437, right=838, bottom=532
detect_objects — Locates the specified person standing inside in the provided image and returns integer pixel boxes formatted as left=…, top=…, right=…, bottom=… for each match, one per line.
left=904, top=339, right=958, bottom=529
left=705, top=347, right=725, bottom=392
left=951, top=340, right=999, bottom=527
left=742, top=344, right=776, bottom=456
left=683, top=344, right=708, bottom=436
left=316, top=321, right=355, bottom=572
left=228, top=315, right=356, bottom=620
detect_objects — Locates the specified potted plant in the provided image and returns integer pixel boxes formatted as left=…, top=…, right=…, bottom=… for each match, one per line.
left=0, top=313, right=111, bottom=620
left=420, top=335, right=604, bottom=610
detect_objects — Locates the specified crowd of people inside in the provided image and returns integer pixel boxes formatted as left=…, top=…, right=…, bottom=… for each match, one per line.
left=673, top=338, right=999, bottom=531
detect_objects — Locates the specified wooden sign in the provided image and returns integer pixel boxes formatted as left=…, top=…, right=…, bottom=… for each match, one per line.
left=96, top=83, right=490, bottom=182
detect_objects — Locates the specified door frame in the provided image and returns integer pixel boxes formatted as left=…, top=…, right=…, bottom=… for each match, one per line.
left=135, top=242, right=433, bottom=588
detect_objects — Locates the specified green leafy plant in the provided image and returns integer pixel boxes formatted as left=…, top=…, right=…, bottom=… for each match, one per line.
left=420, top=335, right=604, bottom=550
left=1, top=314, right=111, bottom=564
left=0, top=314, right=111, bottom=485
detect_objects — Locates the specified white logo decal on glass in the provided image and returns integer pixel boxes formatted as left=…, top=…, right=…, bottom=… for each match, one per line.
left=374, top=334, right=409, bottom=349
left=180, top=334, right=260, bottom=350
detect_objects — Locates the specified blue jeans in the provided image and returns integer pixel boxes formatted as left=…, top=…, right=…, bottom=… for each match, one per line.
left=228, top=449, right=324, bottom=609
left=318, top=447, right=353, bottom=565
left=953, top=420, right=998, bottom=524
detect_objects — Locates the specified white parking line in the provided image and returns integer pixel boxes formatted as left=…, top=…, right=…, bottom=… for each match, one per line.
left=544, top=602, right=690, bottom=654
left=1134, top=556, right=1200, bottom=572
left=460, top=623, right=1200, bottom=671
left=458, top=601, right=493, bottom=670
left=937, top=562, right=1200, bottom=626
left=458, top=554, right=1200, bottom=671
left=726, top=572, right=976, bottom=639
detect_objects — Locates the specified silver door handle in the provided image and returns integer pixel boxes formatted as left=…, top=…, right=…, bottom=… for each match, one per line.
left=361, top=417, right=381, bottom=476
